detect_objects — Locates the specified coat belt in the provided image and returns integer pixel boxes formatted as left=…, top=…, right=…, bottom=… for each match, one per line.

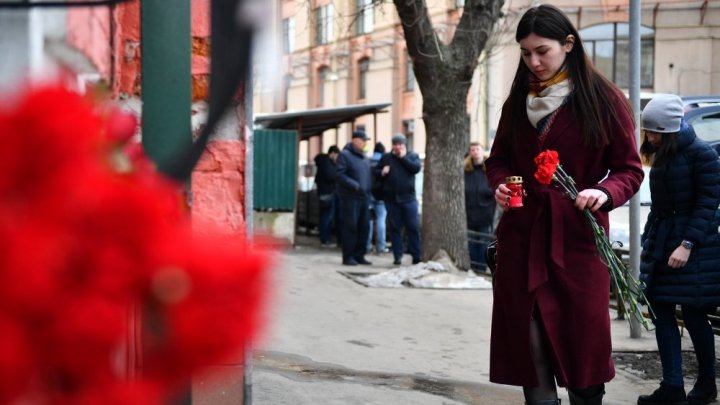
left=527, top=190, right=566, bottom=292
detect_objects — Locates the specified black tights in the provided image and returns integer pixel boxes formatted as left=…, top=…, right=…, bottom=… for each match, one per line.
left=523, top=313, right=604, bottom=404
left=523, top=315, right=559, bottom=403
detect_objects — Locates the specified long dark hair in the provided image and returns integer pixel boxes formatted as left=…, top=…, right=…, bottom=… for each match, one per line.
left=497, top=4, right=632, bottom=150
left=640, top=131, right=678, bottom=166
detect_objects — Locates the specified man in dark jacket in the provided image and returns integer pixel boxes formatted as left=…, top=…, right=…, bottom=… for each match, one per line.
left=336, top=130, right=373, bottom=266
left=380, top=133, right=422, bottom=265
left=464, top=142, right=495, bottom=273
left=314, top=145, right=340, bottom=246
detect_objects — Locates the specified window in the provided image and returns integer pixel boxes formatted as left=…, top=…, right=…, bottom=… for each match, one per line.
left=580, top=23, right=654, bottom=88
left=282, top=74, right=292, bottom=111
left=402, top=120, right=415, bottom=150
left=315, top=5, right=334, bottom=45
left=358, top=58, right=369, bottom=99
left=455, top=0, right=465, bottom=7
left=405, top=53, right=415, bottom=92
left=356, top=0, right=374, bottom=35
left=282, top=17, right=295, bottom=54
left=317, top=66, right=329, bottom=106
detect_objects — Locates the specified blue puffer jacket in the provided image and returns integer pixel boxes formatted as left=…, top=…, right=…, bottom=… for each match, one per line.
left=640, top=122, right=720, bottom=308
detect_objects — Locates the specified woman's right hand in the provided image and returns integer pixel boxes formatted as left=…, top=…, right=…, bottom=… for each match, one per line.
left=495, top=184, right=511, bottom=211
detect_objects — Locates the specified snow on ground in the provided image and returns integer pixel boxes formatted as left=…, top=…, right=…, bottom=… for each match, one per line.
left=353, top=261, right=493, bottom=289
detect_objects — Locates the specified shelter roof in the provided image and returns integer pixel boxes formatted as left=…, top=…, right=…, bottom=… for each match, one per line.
left=254, top=102, right=391, bottom=141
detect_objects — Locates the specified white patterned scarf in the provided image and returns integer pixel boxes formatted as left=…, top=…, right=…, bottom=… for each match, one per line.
left=526, top=71, right=571, bottom=129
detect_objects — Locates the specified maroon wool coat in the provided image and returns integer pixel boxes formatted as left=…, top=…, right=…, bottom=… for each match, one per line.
left=485, top=90, right=643, bottom=389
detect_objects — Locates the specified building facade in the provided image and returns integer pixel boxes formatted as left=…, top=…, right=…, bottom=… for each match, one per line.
left=257, top=0, right=720, bottom=163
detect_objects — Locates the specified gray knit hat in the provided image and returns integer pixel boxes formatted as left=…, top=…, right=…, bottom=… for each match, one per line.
left=641, top=94, right=684, bottom=133
left=391, top=133, right=407, bottom=145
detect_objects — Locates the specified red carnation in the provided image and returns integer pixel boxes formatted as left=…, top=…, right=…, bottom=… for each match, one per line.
left=533, top=149, right=559, bottom=185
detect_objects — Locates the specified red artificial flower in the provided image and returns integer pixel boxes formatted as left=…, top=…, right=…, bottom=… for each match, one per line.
left=534, top=149, right=560, bottom=185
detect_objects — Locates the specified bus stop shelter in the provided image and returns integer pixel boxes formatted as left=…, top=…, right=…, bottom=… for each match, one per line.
left=253, top=102, right=391, bottom=242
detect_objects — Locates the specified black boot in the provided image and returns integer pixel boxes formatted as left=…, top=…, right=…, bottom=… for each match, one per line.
left=637, top=382, right=688, bottom=405
left=568, top=384, right=604, bottom=405
left=526, top=400, right=561, bottom=405
left=687, top=378, right=717, bottom=405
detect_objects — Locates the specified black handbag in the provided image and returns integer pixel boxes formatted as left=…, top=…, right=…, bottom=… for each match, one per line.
left=485, top=239, right=497, bottom=284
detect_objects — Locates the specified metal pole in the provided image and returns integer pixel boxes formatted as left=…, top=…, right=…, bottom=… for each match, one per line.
left=373, top=112, right=378, bottom=143
left=243, top=61, right=254, bottom=405
left=140, top=0, right=193, bottom=401
left=628, top=0, right=643, bottom=338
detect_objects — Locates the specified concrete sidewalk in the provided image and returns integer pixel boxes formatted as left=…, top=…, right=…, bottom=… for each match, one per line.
left=248, top=238, right=709, bottom=405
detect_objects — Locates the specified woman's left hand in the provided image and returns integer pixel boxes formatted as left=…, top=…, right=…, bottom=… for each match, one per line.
left=574, top=189, right=607, bottom=212
left=668, top=245, right=690, bottom=268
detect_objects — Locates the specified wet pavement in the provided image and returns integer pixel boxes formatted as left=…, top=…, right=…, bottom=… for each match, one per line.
left=246, top=236, right=717, bottom=404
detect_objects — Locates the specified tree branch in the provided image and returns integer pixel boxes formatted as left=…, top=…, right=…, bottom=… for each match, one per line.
left=392, top=0, right=444, bottom=71
left=449, top=0, right=505, bottom=78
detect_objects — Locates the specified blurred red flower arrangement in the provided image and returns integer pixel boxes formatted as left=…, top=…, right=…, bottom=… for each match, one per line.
left=0, top=86, right=270, bottom=404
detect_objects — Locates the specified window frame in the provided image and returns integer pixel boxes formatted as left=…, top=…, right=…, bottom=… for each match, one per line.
left=282, top=16, right=295, bottom=54
left=358, top=58, right=369, bottom=100
left=356, top=0, right=374, bottom=35
left=315, top=5, right=334, bottom=46
left=317, top=66, right=330, bottom=107
left=405, top=52, right=415, bottom=92
left=580, top=22, right=655, bottom=89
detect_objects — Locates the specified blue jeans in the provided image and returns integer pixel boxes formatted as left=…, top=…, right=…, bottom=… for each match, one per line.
left=468, top=224, right=492, bottom=271
left=367, top=199, right=387, bottom=251
left=652, top=302, right=717, bottom=386
left=318, top=194, right=335, bottom=244
left=386, top=199, right=421, bottom=262
left=339, top=196, right=371, bottom=262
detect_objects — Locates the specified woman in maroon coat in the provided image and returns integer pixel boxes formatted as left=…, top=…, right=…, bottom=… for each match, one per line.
left=485, top=5, right=644, bottom=405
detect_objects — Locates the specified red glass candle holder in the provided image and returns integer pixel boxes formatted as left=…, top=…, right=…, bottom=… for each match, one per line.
left=506, top=176, right=524, bottom=209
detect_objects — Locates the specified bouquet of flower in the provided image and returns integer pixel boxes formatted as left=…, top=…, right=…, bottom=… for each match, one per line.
left=534, top=150, right=653, bottom=330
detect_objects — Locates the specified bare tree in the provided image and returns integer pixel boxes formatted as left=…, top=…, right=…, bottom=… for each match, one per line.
left=392, top=0, right=504, bottom=268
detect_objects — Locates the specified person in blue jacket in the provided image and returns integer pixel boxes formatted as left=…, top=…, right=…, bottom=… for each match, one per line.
left=336, top=130, right=373, bottom=266
left=380, top=133, right=422, bottom=265
left=638, top=94, right=720, bottom=405
left=367, top=142, right=388, bottom=254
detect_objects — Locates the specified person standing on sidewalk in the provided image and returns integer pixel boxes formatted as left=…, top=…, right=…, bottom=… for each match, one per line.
left=636, top=94, right=720, bottom=405
left=485, top=5, right=644, bottom=405
left=464, top=142, right=495, bottom=273
left=314, top=145, right=340, bottom=247
left=336, top=130, right=373, bottom=266
left=380, top=133, right=422, bottom=266
left=367, top=142, right=388, bottom=254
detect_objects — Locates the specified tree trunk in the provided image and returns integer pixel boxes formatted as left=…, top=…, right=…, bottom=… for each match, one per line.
left=420, top=76, right=471, bottom=268
left=391, top=0, right=504, bottom=267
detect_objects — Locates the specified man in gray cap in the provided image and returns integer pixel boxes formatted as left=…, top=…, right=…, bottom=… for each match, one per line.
left=336, top=130, right=373, bottom=266
left=380, top=133, right=422, bottom=265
